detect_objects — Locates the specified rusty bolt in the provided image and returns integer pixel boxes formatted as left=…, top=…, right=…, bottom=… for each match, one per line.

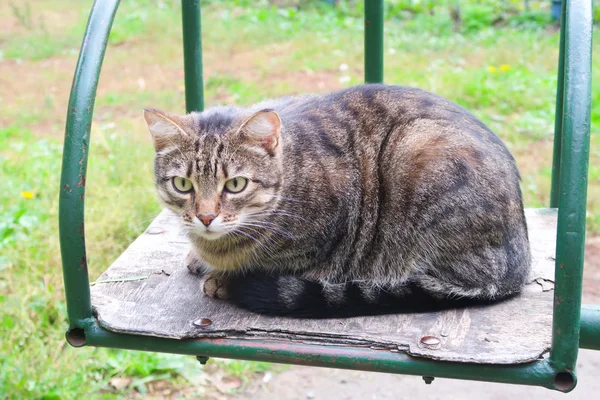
left=193, top=318, right=212, bottom=328
left=420, top=335, right=441, bottom=349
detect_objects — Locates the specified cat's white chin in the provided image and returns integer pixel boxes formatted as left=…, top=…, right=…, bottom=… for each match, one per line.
left=197, top=230, right=227, bottom=240
left=187, top=228, right=228, bottom=241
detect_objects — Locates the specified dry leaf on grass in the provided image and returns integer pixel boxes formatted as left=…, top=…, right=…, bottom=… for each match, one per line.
left=109, top=377, right=132, bottom=390
left=215, top=376, right=243, bottom=392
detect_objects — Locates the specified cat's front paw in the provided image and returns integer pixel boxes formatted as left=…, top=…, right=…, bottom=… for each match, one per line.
left=186, top=250, right=206, bottom=275
left=202, top=273, right=231, bottom=300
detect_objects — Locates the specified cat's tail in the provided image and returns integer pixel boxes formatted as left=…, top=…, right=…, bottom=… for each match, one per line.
left=226, top=273, right=501, bottom=318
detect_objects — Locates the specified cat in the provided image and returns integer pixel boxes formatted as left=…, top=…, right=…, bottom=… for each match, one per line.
left=143, top=84, right=531, bottom=318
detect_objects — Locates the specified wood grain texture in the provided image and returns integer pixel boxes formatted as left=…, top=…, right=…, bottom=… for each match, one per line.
left=91, top=208, right=556, bottom=364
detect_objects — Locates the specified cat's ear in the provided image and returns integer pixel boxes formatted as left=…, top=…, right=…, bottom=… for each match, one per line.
left=143, top=109, right=188, bottom=152
left=237, top=109, right=281, bottom=155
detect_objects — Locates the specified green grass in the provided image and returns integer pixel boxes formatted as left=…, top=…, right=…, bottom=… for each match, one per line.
left=215, top=359, right=284, bottom=382
left=0, top=125, right=169, bottom=397
left=1, top=0, right=600, bottom=398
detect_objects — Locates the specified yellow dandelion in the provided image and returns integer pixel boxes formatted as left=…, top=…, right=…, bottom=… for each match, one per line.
left=20, top=191, right=35, bottom=199
left=500, top=64, right=510, bottom=72
left=488, top=66, right=496, bottom=73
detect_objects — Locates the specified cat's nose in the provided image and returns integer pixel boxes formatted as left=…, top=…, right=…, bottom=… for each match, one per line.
left=198, top=214, right=216, bottom=227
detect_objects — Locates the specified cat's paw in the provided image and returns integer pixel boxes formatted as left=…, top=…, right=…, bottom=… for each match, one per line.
left=202, top=273, right=231, bottom=300
left=186, top=250, right=206, bottom=275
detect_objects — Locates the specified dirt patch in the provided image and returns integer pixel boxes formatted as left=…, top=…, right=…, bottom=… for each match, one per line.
left=512, top=138, right=554, bottom=176
left=0, top=35, right=341, bottom=137
left=0, top=2, right=81, bottom=37
left=235, top=349, right=600, bottom=400
left=0, top=56, right=77, bottom=134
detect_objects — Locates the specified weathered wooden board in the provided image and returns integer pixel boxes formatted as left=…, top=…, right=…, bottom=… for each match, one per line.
left=91, top=208, right=557, bottom=364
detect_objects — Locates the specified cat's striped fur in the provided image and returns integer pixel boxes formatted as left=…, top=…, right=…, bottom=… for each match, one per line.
left=144, top=84, right=531, bottom=318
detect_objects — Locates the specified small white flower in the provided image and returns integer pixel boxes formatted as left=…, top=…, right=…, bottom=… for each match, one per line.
left=388, top=48, right=397, bottom=55
left=339, top=76, right=351, bottom=84
left=262, top=372, right=273, bottom=383
left=339, top=63, right=349, bottom=72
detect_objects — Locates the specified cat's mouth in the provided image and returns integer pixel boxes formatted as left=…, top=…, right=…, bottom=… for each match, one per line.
left=183, top=219, right=232, bottom=241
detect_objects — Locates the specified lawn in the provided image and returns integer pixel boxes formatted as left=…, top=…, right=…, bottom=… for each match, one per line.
left=1, top=0, right=599, bottom=398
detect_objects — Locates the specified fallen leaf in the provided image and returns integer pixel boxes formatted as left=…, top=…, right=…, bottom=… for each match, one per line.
left=218, top=376, right=243, bottom=391
left=109, top=377, right=132, bottom=390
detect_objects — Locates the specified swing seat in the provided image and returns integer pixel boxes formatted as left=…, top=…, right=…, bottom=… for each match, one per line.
left=91, top=208, right=557, bottom=365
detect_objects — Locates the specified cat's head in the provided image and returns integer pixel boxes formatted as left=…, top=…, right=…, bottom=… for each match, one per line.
left=143, top=107, right=283, bottom=241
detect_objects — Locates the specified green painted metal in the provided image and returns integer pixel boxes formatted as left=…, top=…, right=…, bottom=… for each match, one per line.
left=364, top=0, right=384, bottom=83
left=79, top=320, right=565, bottom=391
left=580, top=305, right=600, bottom=350
left=59, top=0, right=120, bottom=328
left=181, top=0, right=204, bottom=112
left=550, top=0, right=593, bottom=374
left=550, top=0, right=566, bottom=208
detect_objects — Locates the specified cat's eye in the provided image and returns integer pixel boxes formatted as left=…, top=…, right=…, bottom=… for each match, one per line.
left=172, top=177, right=194, bottom=194
left=224, top=177, right=248, bottom=194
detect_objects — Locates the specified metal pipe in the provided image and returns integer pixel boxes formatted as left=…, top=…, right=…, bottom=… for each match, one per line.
left=181, top=0, right=204, bottom=112
left=580, top=305, right=600, bottom=350
left=549, top=0, right=566, bottom=207
left=364, top=0, right=384, bottom=83
left=59, top=0, right=121, bottom=328
left=550, top=0, right=593, bottom=373
left=81, top=321, right=565, bottom=391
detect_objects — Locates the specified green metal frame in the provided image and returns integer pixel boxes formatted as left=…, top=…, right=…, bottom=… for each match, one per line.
left=181, top=0, right=204, bottom=113
left=549, top=0, right=594, bottom=373
left=59, top=0, right=598, bottom=393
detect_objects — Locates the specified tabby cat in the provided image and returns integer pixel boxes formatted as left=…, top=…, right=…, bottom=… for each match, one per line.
left=143, top=84, right=531, bottom=318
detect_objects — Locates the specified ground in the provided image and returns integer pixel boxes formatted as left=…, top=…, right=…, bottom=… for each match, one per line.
left=233, top=349, right=600, bottom=400
left=1, top=1, right=600, bottom=398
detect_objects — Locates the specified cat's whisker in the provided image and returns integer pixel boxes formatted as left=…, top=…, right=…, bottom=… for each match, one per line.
left=241, top=219, right=293, bottom=234
left=236, top=221, right=293, bottom=239
left=240, top=224, right=287, bottom=251
left=263, top=194, right=306, bottom=203
left=238, top=225, right=275, bottom=243
left=231, top=228, right=261, bottom=245
left=229, top=229, right=270, bottom=264
left=245, top=210, right=308, bottom=222
left=241, top=220, right=290, bottom=230
left=231, top=229, right=278, bottom=261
